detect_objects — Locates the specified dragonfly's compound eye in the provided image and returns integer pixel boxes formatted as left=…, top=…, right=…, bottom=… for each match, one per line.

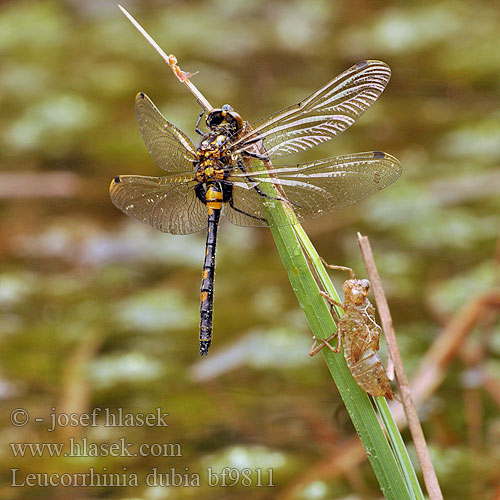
left=342, top=280, right=353, bottom=295
left=228, top=110, right=244, bottom=132
left=206, top=107, right=244, bottom=133
left=206, top=110, right=224, bottom=128
left=359, top=279, right=371, bottom=294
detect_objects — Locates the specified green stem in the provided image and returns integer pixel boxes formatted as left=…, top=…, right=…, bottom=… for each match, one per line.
left=376, top=397, right=425, bottom=500
left=265, top=204, right=418, bottom=499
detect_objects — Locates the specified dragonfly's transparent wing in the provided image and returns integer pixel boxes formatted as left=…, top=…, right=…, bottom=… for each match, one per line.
left=110, top=175, right=206, bottom=235
left=230, top=60, right=391, bottom=160
left=135, top=92, right=197, bottom=172
left=224, top=151, right=401, bottom=227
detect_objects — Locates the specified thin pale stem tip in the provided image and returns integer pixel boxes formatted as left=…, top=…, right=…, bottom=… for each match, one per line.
left=118, top=4, right=213, bottom=111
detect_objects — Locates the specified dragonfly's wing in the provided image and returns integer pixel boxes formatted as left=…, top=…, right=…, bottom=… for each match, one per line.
left=230, top=60, right=391, bottom=160
left=110, top=175, right=206, bottom=235
left=135, top=92, right=197, bottom=172
left=224, top=151, right=401, bottom=227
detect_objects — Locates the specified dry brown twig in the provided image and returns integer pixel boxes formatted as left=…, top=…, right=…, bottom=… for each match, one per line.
left=357, top=232, right=444, bottom=500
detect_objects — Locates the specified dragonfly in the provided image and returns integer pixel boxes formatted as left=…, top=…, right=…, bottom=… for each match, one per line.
left=110, top=59, right=402, bottom=356
left=310, top=261, right=393, bottom=399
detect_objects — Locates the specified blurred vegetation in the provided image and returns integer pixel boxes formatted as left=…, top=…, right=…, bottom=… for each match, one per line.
left=1, top=1, right=499, bottom=499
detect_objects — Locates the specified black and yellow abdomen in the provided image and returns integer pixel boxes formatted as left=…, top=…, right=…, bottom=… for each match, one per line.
left=199, top=183, right=224, bottom=355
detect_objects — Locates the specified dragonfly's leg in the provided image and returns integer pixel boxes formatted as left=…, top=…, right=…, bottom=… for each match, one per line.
left=236, top=160, right=287, bottom=203
left=251, top=182, right=286, bottom=201
left=195, top=110, right=206, bottom=136
left=228, top=198, right=267, bottom=223
left=242, top=150, right=270, bottom=162
left=319, top=291, right=343, bottom=321
left=234, top=160, right=302, bottom=211
left=309, top=330, right=342, bottom=356
left=310, top=288, right=345, bottom=356
left=248, top=181, right=302, bottom=211
left=320, top=257, right=356, bottom=279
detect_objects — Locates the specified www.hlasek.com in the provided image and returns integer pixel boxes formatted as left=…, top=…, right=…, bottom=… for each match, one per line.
left=9, top=407, right=179, bottom=458
left=10, top=437, right=182, bottom=458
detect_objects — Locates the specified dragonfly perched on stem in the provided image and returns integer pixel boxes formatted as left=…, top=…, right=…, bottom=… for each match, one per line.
left=110, top=59, right=402, bottom=355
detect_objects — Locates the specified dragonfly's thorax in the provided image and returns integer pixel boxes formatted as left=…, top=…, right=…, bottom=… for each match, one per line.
left=195, top=133, right=230, bottom=183
left=198, top=134, right=229, bottom=157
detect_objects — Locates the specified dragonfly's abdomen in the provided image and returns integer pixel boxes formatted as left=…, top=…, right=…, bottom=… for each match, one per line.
left=344, top=345, right=393, bottom=399
left=341, top=305, right=393, bottom=399
left=199, top=184, right=223, bottom=356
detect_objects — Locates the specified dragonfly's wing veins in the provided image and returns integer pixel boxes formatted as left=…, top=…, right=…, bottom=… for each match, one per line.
left=135, top=92, right=197, bottom=173
left=223, top=181, right=277, bottom=227
left=225, top=151, right=401, bottom=227
left=231, top=60, right=391, bottom=160
left=110, top=175, right=206, bottom=235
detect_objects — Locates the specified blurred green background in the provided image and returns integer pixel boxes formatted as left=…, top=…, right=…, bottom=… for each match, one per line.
left=1, top=1, right=500, bottom=499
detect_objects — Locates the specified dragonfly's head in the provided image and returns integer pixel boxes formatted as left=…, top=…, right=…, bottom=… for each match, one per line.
left=206, top=104, right=243, bottom=134
left=343, top=279, right=370, bottom=306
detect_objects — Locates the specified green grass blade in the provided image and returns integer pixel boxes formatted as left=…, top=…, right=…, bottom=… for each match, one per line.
left=376, top=397, right=425, bottom=500
left=260, top=198, right=418, bottom=499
